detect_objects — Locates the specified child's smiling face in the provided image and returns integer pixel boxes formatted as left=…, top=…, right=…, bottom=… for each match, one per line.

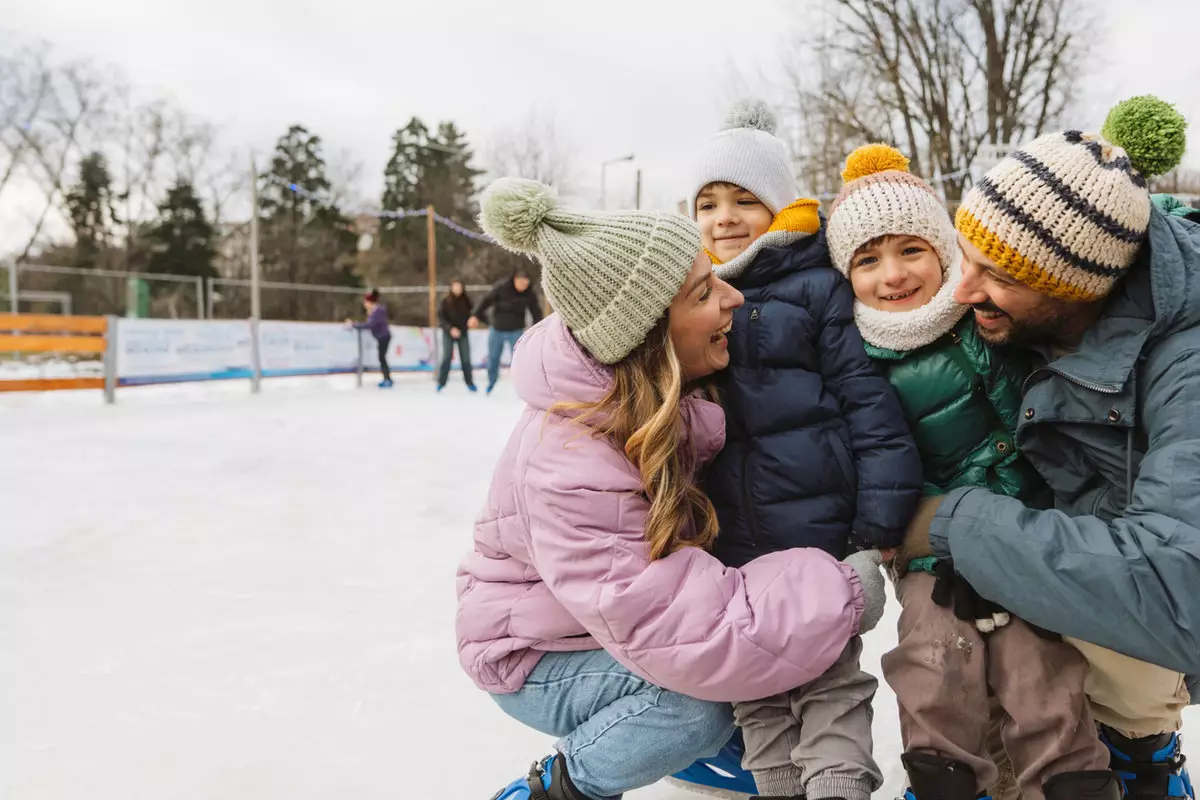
left=695, top=182, right=774, bottom=263
left=849, top=235, right=944, bottom=312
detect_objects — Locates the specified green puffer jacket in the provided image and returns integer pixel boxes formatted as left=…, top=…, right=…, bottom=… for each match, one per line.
left=866, top=314, right=1044, bottom=500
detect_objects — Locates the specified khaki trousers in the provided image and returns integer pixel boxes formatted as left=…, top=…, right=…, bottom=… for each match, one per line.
left=982, top=639, right=1190, bottom=799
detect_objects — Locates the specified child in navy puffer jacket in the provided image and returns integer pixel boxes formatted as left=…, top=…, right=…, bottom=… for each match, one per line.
left=686, top=100, right=923, bottom=800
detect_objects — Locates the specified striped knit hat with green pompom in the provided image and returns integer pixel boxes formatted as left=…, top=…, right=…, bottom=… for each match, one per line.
left=478, top=177, right=699, bottom=364
left=956, top=95, right=1188, bottom=301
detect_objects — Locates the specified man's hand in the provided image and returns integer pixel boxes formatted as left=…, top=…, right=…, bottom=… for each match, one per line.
left=467, top=316, right=480, bottom=329
left=892, top=496, right=942, bottom=577
left=450, top=327, right=461, bottom=339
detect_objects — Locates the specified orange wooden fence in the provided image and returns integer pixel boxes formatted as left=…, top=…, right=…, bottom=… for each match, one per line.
left=0, top=313, right=115, bottom=401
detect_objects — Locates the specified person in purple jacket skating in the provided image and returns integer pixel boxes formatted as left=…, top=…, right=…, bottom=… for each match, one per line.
left=456, top=178, right=889, bottom=800
left=347, top=289, right=392, bottom=388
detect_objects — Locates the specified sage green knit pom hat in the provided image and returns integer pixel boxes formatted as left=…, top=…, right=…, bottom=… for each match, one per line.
left=478, top=177, right=700, bottom=364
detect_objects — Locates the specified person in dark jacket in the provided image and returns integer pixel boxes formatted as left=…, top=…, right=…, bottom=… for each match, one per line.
left=348, top=289, right=392, bottom=388
left=900, top=97, right=1197, bottom=800
left=828, top=144, right=1114, bottom=800
left=468, top=269, right=543, bottom=394
left=437, top=279, right=477, bottom=392
left=681, top=100, right=923, bottom=800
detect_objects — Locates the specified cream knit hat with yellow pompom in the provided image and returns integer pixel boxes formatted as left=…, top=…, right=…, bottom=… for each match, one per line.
left=956, top=95, right=1188, bottom=302
left=827, top=143, right=967, bottom=351
left=478, top=177, right=699, bottom=365
left=827, top=143, right=958, bottom=278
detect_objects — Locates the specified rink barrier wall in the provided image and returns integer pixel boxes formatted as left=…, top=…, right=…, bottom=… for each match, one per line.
left=1, top=316, right=510, bottom=402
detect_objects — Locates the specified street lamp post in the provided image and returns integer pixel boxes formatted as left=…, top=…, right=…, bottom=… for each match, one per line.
left=600, top=154, right=635, bottom=209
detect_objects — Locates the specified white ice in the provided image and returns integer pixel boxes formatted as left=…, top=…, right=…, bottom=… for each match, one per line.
left=1, top=375, right=1195, bottom=799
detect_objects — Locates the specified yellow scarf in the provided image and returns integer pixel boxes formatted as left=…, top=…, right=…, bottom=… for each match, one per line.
left=704, top=198, right=821, bottom=265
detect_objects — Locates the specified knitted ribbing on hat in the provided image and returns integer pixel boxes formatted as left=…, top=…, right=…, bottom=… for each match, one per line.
left=688, top=99, right=797, bottom=218
left=706, top=198, right=821, bottom=281
left=956, top=96, right=1188, bottom=302
left=478, top=177, right=698, bottom=364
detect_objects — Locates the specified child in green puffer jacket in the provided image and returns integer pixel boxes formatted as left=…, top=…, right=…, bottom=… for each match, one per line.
left=826, top=144, right=1117, bottom=800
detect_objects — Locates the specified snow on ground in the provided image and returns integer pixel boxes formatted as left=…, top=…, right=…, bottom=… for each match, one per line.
left=0, top=374, right=1194, bottom=799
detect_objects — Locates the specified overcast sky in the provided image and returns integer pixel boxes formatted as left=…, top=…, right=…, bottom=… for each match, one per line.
left=3, top=0, right=1200, bottom=248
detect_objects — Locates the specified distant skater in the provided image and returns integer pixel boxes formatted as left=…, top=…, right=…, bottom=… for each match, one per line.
left=349, top=289, right=392, bottom=388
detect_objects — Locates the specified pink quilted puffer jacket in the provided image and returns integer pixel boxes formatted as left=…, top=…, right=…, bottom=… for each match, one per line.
left=455, top=315, right=865, bottom=702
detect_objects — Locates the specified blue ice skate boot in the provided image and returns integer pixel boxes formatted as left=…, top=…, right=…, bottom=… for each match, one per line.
left=378, top=378, right=393, bottom=389
left=666, top=730, right=758, bottom=797
left=467, top=384, right=478, bottom=393
left=489, top=754, right=587, bottom=800
left=1102, top=725, right=1195, bottom=799
left=901, top=751, right=990, bottom=799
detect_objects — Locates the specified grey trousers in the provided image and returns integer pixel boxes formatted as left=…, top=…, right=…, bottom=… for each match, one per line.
left=883, top=573, right=1109, bottom=800
left=733, top=637, right=882, bottom=800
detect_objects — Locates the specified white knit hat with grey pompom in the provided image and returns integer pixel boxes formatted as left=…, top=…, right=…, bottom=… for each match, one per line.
left=479, top=177, right=699, bottom=364
left=687, top=99, right=797, bottom=218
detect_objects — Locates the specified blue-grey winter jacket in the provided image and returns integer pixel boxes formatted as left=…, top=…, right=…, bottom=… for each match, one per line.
left=930, top=206, right=1200, bottom=691
left=706, top=228, right=923, bottom=567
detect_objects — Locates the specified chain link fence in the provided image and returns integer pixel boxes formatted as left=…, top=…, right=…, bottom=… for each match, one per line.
left=10, top=264, right=204, bottom=318
left=6, top=262, right=496, bottom=326
left=207, top=279, right=492, bottom=326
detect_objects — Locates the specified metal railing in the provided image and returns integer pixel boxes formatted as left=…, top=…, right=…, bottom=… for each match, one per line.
left=7, top=260, right=497, bottom=324
left=10, top=264, right=205, bottom=319
left=0, top=290, right=72, bottom=315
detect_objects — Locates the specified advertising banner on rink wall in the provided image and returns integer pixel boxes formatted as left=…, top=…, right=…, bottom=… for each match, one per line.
left=116, top=319, right=469, bottom=385
left=257, top=321, right=361, bottom=377
left=117, top=319, right=253, bottom=385
left=360, top=326, right=437, bottom=372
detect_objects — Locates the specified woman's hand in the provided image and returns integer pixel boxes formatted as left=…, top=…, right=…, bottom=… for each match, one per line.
left=467, top=316, right=480, bottom=329
left=842, top=550, right=886, bottom=634
left=450, top=327, right=461, bottom=339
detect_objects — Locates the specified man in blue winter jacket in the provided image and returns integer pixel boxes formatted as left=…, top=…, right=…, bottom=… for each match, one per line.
left=900, top=99, right=1199, bottom=800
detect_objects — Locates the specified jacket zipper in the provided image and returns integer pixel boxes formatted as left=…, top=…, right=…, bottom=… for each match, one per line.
left=1022, top=366, right=1120, bottom=396
left=739, top=302, right=765, bottom=553
left=741, top=450, right=765, bottom=553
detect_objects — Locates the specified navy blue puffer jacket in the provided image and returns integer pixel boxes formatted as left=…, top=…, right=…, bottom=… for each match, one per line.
left=705, top=227, right=924, bottom=567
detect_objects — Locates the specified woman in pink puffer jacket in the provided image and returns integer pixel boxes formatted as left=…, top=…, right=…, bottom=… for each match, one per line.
left=459, top=179, right=887, bottom=800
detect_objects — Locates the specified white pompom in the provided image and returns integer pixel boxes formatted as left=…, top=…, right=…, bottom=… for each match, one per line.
left=479, top=177, right=558, bottom=253
left=724, top=98, right=778, bottom=135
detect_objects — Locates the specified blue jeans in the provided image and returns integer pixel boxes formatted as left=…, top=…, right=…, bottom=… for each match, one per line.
left=491, top=650, right=734, bottom=799
left=487, top=328, right=524, bottom=388
left=437, top=329, right=474, bottom=388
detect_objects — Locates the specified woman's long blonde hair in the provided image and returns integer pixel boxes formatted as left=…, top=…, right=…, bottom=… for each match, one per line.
left=552, top=320, right=719, bottom=561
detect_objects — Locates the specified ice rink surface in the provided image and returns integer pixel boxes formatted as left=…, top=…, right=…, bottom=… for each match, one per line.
left=2, top=374, right=1194, bottom=798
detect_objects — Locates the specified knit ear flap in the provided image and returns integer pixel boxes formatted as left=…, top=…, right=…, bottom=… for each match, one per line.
left=842, top=143, right=911, bottom=183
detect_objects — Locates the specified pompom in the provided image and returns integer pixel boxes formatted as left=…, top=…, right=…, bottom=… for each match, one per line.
left=842, top=143, right=911, bottom=183
left=725, top=98, right=778, bottom=135
left=1101, top=95, right=1188, bottom=178
left=478, top=177, right=558, bottom=253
